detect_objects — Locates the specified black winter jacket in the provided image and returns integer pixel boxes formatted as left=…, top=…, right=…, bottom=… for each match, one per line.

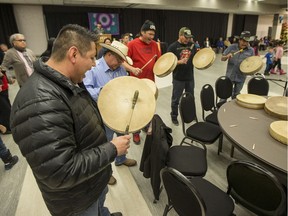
left=11, top=59, right=117, bottom=216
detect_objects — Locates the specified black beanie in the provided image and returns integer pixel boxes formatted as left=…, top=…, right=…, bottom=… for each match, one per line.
left=141, top=20, right=156, bottom=32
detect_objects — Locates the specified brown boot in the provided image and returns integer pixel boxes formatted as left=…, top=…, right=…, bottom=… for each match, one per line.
left=121, top=158, right=137, bottom=167
left=108, top=175, right=117, bottom=185
left=0, top=125, right=7, bottom=134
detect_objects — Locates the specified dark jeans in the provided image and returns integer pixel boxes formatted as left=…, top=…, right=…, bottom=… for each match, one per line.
left=231, top=81, right=245, bottom=99
left=264, top=63, right=273, bottom=74
left=0, top=136, right=8, bottom=159
left=170, top=79, right=194, bottom=120
left=0, top=90, right=11, bottom=131
left=272, top=59, right=282, bottom=70
left=74, top=186, right=110, bottom=216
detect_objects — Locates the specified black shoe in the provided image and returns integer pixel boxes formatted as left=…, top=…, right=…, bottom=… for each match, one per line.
left=111, top=212, right=122, bottom=216
left=4, top=155, right=19, bottom=170
left=172, top=118, right=179, bottom=126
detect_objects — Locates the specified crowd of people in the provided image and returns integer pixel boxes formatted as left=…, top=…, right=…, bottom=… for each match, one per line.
left=0, top=20, right=287, bottom=216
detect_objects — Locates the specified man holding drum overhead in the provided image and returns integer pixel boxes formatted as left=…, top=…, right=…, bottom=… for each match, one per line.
left=124, top=20, right=161, bottom=144
left=221, top=31, right=254, bottom=99
left=168, top=27, right=197, bottom=126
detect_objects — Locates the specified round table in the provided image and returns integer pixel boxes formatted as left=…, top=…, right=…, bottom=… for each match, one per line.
left=218, top=100, right=287, bottom=186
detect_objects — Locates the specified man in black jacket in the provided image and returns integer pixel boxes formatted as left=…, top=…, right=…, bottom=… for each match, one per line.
left=11, top=24, right=129, bottom=216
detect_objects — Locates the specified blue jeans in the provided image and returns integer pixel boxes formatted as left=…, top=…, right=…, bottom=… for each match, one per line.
left=264, top=64, right=272, bottom=74
left=171, top=79, right=194, bottom=120
left=0, top=136, right=8, bottom=159
left=75, top=186, right=110, bottom=216
left=231, top=81, right=245, bottom=99
left=104, top=125, right=126, bottom=165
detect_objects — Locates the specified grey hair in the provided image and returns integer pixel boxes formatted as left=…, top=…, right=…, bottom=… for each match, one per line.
left=9, top=33, right=24, bottom=47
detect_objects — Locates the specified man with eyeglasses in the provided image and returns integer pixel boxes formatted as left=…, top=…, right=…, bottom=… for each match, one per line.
left=1, top=33, right=36, bottom=87
left=83, top=40, right=137, bottom=185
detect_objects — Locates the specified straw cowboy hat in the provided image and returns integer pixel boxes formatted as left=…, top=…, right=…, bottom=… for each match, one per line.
left=100, top=40, right=133, bottom=65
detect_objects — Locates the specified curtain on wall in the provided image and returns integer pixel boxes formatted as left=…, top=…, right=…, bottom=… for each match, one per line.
left=0, top=4, right=18, bottom=47
left=43, top=6, right=229, bottom=46
left=232, top=14, right=259, bottom=37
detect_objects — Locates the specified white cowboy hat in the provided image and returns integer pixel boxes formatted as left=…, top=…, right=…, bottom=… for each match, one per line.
left=100, top=40, right=133, bottom=65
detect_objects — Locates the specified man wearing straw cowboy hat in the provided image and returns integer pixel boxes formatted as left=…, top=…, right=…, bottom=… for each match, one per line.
left=83, top=40, right=137, bottom=185
left=168, top=27, right=197, bottom=126
left=124, top=20, right=161, bottom=144
left=221, top=31, right=254, bottom=99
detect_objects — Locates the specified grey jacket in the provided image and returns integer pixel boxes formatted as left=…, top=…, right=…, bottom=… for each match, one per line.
left=1, top=47, right=36, bottom=87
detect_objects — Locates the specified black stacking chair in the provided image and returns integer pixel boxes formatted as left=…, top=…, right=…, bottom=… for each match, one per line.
left=140, top=114, right=208, bottom=202
left=215, top=76, right=233, bottom=108
left=167, top=144, right=207, bottom=178
left=227, top=160, right=287, bottom=216
left=200, top=84, right=218, bottom=125
left=247, top=76, right=269, bottom=96
left=179, top=92, right=223, bottom=154
left=161, top=167, right=235, bottom=216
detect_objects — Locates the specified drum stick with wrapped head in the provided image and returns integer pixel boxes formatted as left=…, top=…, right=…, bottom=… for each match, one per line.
left=231, top=47, right=248, bottom=57
left=125, top=90, right=139, bottom=134
left=141, top=55, right=157, bottom=70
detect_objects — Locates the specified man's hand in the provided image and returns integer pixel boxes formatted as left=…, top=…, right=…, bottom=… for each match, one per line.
left=0, top=85, right=2, bottom=92
left=131, top=67, right=142, bottom=76
left=111, top=135, right=131, bottom=156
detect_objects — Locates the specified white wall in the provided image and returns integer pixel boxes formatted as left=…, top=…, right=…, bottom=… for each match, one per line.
left=13, top=5, right=47, bottom=56
left=256, top=15, right=273, bottom=38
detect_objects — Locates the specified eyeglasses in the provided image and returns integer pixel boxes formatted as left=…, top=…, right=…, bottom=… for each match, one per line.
left=14, top=39, right=26, bottom=42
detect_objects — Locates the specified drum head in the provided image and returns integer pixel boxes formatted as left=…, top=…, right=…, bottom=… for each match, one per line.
left=224, top=40, right=231, bottom=47
left=269, top=121, right=288, bottom=145
left=236, top=94, right=267, bottom=109
left=240, top=56, right=263, bottom=75
left=153, top=52, right=177, bottom=76
left=157, top=55, right=177, bottom=78
left=193, top=48, right=215, bottom=70
left=142, top=78, right=158, bottom=99
left=264, top=96, right=288, bottom=120
left=98, top=76, right=156, bottom=133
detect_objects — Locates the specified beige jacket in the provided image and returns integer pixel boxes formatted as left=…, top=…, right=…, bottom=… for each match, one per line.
left=1, top=47, right=36, bottom=87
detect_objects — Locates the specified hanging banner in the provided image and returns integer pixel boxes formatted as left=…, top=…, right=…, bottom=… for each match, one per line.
left=88, top=13, right=119, bottom=35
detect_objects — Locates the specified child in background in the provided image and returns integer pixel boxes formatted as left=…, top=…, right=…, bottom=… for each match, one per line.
left=195, top=41, right=200, bottom=51
left=270, top=41, right=286, bottom=75
left=263, top=47, right=274, bottom=76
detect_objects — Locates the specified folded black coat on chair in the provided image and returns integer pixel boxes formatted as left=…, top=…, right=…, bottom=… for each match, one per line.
left=139, top=114, right=173, bottom=201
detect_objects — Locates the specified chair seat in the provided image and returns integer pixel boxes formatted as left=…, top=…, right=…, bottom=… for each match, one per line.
left=191, top=177, right=235, bottom=216
left=186, top=122, right=221, bottom=144
left=216, top=100, right=226, bottom=108
left=167, top=145, right=207, bottom=177
left=205, top=111, right=218, bottom=125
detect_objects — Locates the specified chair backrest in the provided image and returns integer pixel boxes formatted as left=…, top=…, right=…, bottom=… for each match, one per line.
left=215, top=76, right=233, bottom=101
left=200, top=84, right=216, bottom=112
left=247, top=76, right=269, bottom=96
left=227, top=160, right=287, bottom=216
left=161, top=167, right=206, bottom=216
left=179, top=92, right=197, bottom=124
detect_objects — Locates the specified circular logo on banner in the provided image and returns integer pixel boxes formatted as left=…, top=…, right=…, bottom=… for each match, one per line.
left=95, top=13, right=112, bottom=28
